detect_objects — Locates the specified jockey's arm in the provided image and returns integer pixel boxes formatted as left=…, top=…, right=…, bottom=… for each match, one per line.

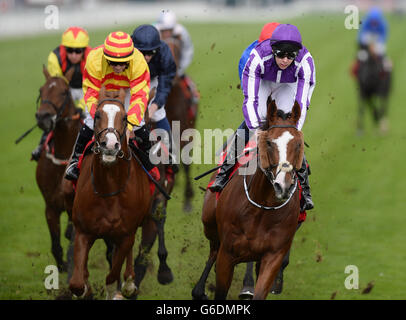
left=295, top=53, right=316, bottom=131
left=47, top=51, right=63, bottom=77
left=177, top=25, right=194, bottom=76
left=82, top=61, right=101, bottom=119
left=241, top=52, right=263, bottom=131
left=126, top=62, right=150, bottom=131
left=152, top=44, right=177, bottom=109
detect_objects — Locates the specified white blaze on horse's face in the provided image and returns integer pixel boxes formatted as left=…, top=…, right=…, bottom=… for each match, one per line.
left=272, top=131, right=294, bottom=199
left=102, top=104, right=121, bottom=161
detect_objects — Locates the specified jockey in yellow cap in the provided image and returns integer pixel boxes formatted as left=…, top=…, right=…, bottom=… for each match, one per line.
left=65, top=31, right=153, bottom=182
left=32, top=27, right=91, bottom=161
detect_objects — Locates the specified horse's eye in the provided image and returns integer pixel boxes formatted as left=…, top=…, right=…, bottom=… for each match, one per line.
left=266, top=140, right=272, bottom=148
left=95, top=112, right=101, bottom=120
left=123, top=115, right=127, bottom=122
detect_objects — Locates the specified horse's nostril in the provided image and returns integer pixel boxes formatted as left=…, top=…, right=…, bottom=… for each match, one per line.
left=115, top=143, right=119, bottom=150
left=274, top=182, right=282, bottom=194
left=100, top=141, right=107, bottom=148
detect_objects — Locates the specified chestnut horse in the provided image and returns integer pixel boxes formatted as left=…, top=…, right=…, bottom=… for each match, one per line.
left=192, top=100, right=304, bottom=300
left=35, top=66, right=81, bottom=272
left=165, top=36, right=198, bottom=212
left=69, top=88, right=153, bottom=299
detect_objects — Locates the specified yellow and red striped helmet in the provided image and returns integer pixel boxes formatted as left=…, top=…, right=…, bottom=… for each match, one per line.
left=103, top=31, right=134, bottom=62
left=61, top=27, right=89, bottom=48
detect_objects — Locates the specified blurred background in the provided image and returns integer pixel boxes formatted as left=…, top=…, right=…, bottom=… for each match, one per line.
left=1, top=0, right=405, bottom=300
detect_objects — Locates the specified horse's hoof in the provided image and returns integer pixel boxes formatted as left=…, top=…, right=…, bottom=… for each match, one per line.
left=270, top=277, right=283, bottom=295
left=122, top=277, right=138, bottom=298
left=157, top=268, right=174, bottom=285
left=192, top=293, right=209, bottom=300
left=71, top=284, right=91, bottom=299
left=112, top=292, right=125, bottom=300
left=238, top=287, right=254, bottom=300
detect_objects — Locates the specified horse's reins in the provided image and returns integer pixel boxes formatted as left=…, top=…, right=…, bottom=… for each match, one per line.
left=243, top=124, right=300, bottom=211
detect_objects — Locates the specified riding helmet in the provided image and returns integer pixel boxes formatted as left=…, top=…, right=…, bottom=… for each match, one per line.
left=131, top=24, right=161, bottom=51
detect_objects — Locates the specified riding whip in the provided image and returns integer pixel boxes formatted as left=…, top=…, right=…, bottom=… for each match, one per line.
left=15, top=124, right=38, bottom=144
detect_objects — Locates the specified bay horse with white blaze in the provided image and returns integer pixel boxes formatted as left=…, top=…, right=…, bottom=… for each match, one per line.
left=35, top=66, right=81, bottom=272
left=192, top=99, right=304, bottom=300
left=69, top=87, right=153, bottom=299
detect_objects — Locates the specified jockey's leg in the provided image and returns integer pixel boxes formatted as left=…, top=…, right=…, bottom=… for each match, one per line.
left=151, top=106, right=179, bottom=173
left=131, top=125, right=160, bottom=181
left=297, top=154, right=314, bottom=211
left=65, top=123, right=93, bottom=181
left=31, top=131, right=48, bottom=161
left=209, top=120, right=250, bottom=192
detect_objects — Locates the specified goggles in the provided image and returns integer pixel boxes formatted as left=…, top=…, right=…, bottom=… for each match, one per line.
left=107, top=60, right=129, bottom=67
left=66, top=47, right=85, bottom=54
left=274, top=49, right=298, bottom=60
left=140, top=49, right=157, bottom=57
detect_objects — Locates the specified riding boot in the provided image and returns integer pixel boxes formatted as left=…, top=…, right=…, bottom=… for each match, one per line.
left=130, top=125, right=161, bottom=181
left=297, top=155, right=314, bottom=211
left=156, top=117, right=179, bottom=174
left=209, top=125, right=248, bottom=193
left=31, top=132, right=48, bottom=161
left=64, top=124, right=94, bottom=181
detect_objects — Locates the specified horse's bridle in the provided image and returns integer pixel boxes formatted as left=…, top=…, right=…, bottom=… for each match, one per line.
left=244, top=124, right=300, bottom=210
left=36, top=88, right=76, bottom=128
left=93, top=98, right=128, bottom=157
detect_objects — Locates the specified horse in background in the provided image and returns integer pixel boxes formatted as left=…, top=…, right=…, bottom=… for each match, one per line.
left=353, top=44, right=392, bottom=135
left=164, top=36, right=199, bottom=212
left=69, top=87, right=153, bottom=299
left=192, top=99, right=304, bottom=300
left=35, top=66, right=81, bottom=272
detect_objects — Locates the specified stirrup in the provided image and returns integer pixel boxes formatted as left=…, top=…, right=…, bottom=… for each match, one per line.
left=65, top=161, right=79, bottom=181
left=31, top=147, right=42, bottom=161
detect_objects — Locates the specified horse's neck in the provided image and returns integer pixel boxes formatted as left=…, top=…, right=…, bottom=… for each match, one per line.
left=92, top=145, right=131, bottom=191
left=247, top=167, right=279, bottom=207
left=52, top=107, right=80, bottom=158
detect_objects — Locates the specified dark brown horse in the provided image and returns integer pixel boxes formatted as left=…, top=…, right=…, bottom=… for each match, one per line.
left=356, top=44, right=392, bottom=135
left=165, top=36, right=199, bottom=212
left=192, top=100, right=304, bottom=300
left=69, top=87, right=153, bottom=299
left=35, top=66, right=81, bottom=272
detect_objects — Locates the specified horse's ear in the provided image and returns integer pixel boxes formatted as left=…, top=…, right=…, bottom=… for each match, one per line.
left=118, top=88, right=126, bottom=103
left=267, top=98, right=278, bottom=125
left=64, top=67, right=75, bottom=83
left=43, top=64, right=50, bottom=80
left=291, top=101, right=302, bottom=124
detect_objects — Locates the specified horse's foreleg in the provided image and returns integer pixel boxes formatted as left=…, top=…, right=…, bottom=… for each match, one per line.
left=45, top=206, right=66, bottom=272
left=214, top=247, right=235, bottom=300
left=106, top=235, right=135, bottom=300
left=238, top=262, right=255, bottom=300
left=192, top=243, right=218, bottom=300
left=253, top=249, right=287, bottom=300
left=183, top=163, right=194, bottom=213
left=133, top=215, right=157, bottom=290
left=156, top=207, right=173, bottom=285
left=121, top=235, right=137, bottom=299
left=69, top=230, right=94, bottom=298
left=357, top=96, right=366, bottom=135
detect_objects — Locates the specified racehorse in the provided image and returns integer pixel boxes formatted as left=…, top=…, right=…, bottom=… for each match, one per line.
left=356, top=44, right=392, bottom=134
left=192, top=99, right=304, bottom=300
left=35, top=66, right=81, bottom=272
left=69, top=87, right=153, bottom=299
left=164, top=36, right=199, bottom=212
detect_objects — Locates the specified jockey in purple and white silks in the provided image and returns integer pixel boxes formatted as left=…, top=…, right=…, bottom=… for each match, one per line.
left=210, top=23, right=315, bottom=212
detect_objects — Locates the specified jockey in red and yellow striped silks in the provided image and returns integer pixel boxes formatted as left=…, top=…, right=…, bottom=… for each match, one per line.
left=82, top=31, right=150, bottom=131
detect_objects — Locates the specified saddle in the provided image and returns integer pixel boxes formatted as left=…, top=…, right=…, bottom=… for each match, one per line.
left=206, top=138, right=306, bottom=222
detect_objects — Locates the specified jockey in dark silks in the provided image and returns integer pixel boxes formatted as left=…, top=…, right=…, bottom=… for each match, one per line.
left=352, top=7, right=392, bottom=77
left=131, top=24, right=178, bottom=172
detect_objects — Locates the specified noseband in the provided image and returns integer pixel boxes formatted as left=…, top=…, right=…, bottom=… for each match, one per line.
left=244, top=124, right=300, bottom=211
